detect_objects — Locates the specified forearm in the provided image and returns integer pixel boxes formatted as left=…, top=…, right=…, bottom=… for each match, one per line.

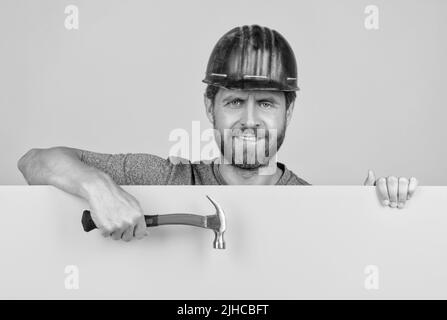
left=17, top=147, right=113, bottom=200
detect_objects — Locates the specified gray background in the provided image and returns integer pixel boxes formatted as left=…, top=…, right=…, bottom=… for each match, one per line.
left=1, top=0, right=446, bottom=185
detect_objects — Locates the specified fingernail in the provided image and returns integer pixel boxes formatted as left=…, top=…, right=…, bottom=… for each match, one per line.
left=383, top=200, right=390, bottom=206
left=390, top=202, right=397, bottom=208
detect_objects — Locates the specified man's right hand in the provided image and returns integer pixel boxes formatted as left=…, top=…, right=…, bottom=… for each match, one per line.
left=17, top=147, right=148, bottom=242
left=84, top=175, right=148, bottom=241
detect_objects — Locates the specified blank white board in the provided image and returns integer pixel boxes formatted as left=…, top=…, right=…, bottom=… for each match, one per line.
left=0, top=185, right=446, bottom=299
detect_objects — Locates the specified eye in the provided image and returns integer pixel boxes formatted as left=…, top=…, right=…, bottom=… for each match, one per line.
left=227, top=99, right=243, bottom=107
left=259, top=101, right=273, bottom=109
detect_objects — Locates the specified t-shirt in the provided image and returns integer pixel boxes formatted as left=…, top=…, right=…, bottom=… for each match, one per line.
left=80, top=150, right=311, bottom=185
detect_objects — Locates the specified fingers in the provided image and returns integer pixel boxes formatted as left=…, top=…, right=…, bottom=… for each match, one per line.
left=375, top=175, right=418, bottom=209
left=134, top=217, right=148, bottom=240
left=397, top=177, right=409, bottom=209
left=387, top=176, right=399, bottom=208
left=88, top=189, right=148, bottom=241
left=100, top=218, right=132, bottom=241
left=92, top=216, right=113, bottom=238
left=101, top=228, right=112, bottom=238
left=363, top=169, right=376, bottom=186
left=99, top=217, right=147, bottom=242
left=408, top=177, right=418, bottom=200
left=121, top=226, right=135, bottom=242
left=376, top=177, right=390, bottom=206
left=109, top=220, right=144, bottom=242
left=111, top=229, right=124, bottom=240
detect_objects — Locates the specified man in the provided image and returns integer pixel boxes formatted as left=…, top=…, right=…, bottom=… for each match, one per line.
left=17, top=25, right=418, bottom=242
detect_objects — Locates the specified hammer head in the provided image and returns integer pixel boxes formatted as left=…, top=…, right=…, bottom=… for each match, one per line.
left=205, top=195, right=226, bottom=249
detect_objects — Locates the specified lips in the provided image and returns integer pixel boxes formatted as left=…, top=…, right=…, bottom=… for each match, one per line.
left=238, top=134, right=257, bottom=141
left=234, top=134, right=265, bottom=143
left=232, top=129, right=266, bottom=142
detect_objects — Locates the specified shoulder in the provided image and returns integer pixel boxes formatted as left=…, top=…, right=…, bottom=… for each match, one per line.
left=166, top=157, right=219, bottom=185
left=279, top=162, right=311, bottom=185
left=190, top=158, right=221, bottom=185
left=287, top=172, right=311, bottom=185
left=125, top=154, right=194, bottom=185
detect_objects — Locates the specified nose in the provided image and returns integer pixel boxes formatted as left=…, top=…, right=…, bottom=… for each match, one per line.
left=240, top=98, right=261, bottom=127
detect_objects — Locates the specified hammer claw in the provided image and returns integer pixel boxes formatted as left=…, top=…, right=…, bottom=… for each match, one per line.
left=206, top=195, right=226, bottom=249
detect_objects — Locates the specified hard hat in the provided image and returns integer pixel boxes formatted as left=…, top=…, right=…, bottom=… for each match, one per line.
left=203, top=25, right=299, bottom=91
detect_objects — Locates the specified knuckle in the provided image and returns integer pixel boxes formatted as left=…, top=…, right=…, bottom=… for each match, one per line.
left=112, top=222, right=123, bottom=230
left=135, top=231, right=145, bottom=239
left=399, top=177, right=409, bottom=184
left=127, top=213, right=141, bottom=224
left=377, top=177, right=386, bottom=184
left=125, top=217, right=136, bottom=225
left=131, top=217, right=141, bottom=226
left=120, top=221, right=132, bottom=229
left=101, top=231, right=111, bottom=238
left=100, top=224, right=112, bottom=233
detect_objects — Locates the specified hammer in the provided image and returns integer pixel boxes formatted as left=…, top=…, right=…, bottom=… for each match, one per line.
left=81, top=195, right=226, bottom=249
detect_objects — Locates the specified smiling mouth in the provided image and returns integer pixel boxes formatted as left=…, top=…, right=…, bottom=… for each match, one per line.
left=234, top=134, right=264, bottom=142
left=232, top=129, right=268, bottom=142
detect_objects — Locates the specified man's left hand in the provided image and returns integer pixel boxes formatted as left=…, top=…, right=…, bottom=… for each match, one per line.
left=364, top=170, right=418, bottom=209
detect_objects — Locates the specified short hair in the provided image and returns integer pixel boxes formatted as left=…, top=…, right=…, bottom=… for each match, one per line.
left=205, top=85, right=296, bottom=109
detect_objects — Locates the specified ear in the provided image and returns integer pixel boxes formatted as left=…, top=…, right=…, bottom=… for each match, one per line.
left=285, top=100, right=295, bottom=127
left=204, top=93, right=214, bottom=124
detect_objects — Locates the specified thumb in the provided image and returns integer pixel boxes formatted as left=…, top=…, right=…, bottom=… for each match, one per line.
left=364, top=169, right=376, bottom=186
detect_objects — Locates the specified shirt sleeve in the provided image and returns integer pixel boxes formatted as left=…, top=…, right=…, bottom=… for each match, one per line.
left=79, top=150, right=182, bottom=185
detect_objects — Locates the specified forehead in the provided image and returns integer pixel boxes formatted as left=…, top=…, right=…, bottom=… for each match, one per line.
left=216, top=88, right=285, bottom=101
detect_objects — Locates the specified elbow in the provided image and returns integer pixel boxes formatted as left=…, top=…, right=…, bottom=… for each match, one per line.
left=17, top=148, right=38, bottom=174
left=18, top=147, right=73, bottom=171
left=17, top=148, right=41, bottom=182
left=17, top=146, right=79, bottom=185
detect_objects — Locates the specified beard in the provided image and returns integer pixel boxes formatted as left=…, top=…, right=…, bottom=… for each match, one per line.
left=216, top=126, right=286, bottom=170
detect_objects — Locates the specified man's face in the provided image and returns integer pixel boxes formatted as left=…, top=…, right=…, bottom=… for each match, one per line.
left=205, top=88, right=295, bottom=170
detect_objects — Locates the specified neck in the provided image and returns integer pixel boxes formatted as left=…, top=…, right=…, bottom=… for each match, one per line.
left=217, top=160, right=283, bottom=185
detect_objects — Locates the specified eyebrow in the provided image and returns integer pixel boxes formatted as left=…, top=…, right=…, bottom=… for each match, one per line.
left=257, top=96, right=279, bottom=104
left=221, top=95, right=280, bottom=104
left=222, top=95, right=245, bottom=103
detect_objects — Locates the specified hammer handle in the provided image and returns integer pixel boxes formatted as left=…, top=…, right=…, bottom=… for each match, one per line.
left=82, top=210, right=208, bottom=232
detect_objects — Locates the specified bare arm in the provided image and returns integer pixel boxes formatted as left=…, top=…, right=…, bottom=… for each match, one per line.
left=17, top=147, right=147, bottom=241
left=18, top=147, right=104, bottom=198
